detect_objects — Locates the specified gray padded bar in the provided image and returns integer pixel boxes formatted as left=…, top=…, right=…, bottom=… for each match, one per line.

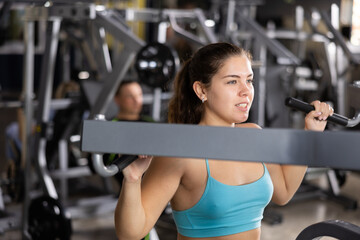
left=81, top=121, right=360, bottom=170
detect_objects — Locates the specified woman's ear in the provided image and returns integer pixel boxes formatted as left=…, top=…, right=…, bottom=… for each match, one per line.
left=193, top=81, right=207, bottom=102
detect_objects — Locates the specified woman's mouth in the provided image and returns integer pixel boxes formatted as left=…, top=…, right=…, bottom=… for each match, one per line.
left=236, top=103, right=248, bottom=108
left=235, top=103, right=249, bottom=111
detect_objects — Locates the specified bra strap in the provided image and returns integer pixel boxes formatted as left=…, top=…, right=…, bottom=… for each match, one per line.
left=205, top=158, right=211, bottom=176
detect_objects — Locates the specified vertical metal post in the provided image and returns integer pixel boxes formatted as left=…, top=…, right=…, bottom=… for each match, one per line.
left=152, top=88, right=162, bottom=121
left=331, top=4, right=347, bottom=116
left=0, top=188, right=4, bottom=211
left=157, top=22, right=168, bottom=43
left=327, top=169, right=340, bottom=195
left=225, top=0, right=236, bottom=37
left=21, top=20, right=35, bottom=240
left=252, top=39, right=267, bottom=127
left=58, top=139, right=69, bottom=204
left=150, top=22, right=169, bottom=121
left=33, top=18, right=62, bottom=199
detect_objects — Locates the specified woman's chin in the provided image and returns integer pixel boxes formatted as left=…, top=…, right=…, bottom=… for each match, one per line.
left=235, top=115, right=249, bottom=123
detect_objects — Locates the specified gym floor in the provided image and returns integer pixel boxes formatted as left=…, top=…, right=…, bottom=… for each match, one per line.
left=1, top=171, right=360, bottom=240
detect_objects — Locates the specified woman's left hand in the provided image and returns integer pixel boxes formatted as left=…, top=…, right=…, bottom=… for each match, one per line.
left=304, top=100, right=334, bottom=132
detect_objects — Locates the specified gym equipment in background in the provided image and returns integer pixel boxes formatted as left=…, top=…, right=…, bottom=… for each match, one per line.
left=296, top=220, right=360, bottom=240
left=28, top=195, right=72, bottom=240
left=135, top=42, right=180, bottom=89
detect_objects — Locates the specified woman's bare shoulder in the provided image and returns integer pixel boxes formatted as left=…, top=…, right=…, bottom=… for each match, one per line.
left=150, top=156, right=189, bottom=173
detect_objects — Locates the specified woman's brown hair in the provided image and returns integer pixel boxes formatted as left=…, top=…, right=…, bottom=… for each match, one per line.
left=168, top=42, right=252, bottom=124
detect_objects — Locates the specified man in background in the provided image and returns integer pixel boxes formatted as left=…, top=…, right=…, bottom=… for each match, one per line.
left=113, top=79, right=153, bottom=123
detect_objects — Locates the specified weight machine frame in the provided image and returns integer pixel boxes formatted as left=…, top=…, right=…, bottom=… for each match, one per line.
left=18, top=2, right=218, bottom=239
left=20, top=2, right=145, bottom=239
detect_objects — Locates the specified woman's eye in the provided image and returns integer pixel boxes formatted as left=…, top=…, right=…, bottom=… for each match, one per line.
left=227, top=80, right=237, bottom=84
left=247, top=79, right=254, bottom=84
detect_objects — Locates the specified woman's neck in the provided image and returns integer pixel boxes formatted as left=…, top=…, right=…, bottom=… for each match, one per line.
left=198, top=119, right=235, bottom=128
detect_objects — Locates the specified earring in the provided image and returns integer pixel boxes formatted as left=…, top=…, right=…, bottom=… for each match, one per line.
left=202, top=97, right=205, bottom=103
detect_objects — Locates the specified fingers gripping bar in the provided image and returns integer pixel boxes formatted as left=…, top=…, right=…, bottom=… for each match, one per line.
left=112, top=155, right=139, bottom=171
left=91, top=115, right=138, bottom=176
left=285, top=97, right=349, bottom=126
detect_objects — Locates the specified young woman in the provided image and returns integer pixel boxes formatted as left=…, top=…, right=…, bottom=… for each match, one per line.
left=114, top=42, right=334, bottom=240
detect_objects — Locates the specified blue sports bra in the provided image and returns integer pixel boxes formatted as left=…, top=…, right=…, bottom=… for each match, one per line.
left=172, top=159, right=274, bottom=238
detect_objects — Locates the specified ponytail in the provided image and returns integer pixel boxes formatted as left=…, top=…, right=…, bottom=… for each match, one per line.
left=168, top=59, right=203, bottom=124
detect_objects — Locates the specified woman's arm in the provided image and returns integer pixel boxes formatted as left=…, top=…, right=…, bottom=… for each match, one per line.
left=266, top=164, right=307, bottom=205
left=239, top=123, right=308, bottom=204
left=115, top=156, right=184, bottom=240
left=268, top=100, right=334, bottom=205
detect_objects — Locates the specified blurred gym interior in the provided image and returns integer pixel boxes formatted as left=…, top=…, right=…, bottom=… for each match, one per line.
left=1, top=0, right=360, bottom=239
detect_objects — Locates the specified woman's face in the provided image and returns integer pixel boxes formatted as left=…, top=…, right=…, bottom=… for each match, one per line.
left=202, top=55, right=254, bottom=126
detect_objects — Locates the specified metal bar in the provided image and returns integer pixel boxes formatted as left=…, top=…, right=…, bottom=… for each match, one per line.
left=236, top=9, right=301, bottom=65
left=168, top=14, right=207, bottom=47
left=320, top=10, right=360, bottom=65
left=225, top=0, right=236, bottom=37
left=81, top=121, right=360, bottom=171
left=252, top=38, right=267, bottom=126
left=32, top=18, right=62, bottom=199
left=58, top=139, right=69, bottom=204
left=50, top=166, right=92, bottom=179
left=21, top=19, right=35, bottom=240
left=194, top=9, right=218, bottom=44
left=114, top=8, right=217, bottom=45
left=0, top=98, right=79, bottom=110
left=121, top=8, right=204, bottom=22
left=95, top=10, right=145, bottom=48
left=24, top=3, right=96, bottom=21
left=95, top=26, right=113, bottom=73
left=151, top=88, right=162, bottom=121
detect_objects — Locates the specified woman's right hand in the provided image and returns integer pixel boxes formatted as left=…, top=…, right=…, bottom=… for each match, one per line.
left=122, top=155, right=153, bottom=183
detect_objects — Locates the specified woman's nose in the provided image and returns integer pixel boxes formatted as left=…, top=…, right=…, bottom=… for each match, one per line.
left=238, top=81, right=250, bottom=96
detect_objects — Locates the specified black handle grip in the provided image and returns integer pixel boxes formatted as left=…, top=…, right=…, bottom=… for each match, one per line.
left=112, top=154, right=139, bottom=172
left=285, top=97, right=348, bottom=126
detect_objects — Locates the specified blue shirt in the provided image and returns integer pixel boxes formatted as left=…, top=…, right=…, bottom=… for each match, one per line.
left=172, top=159, right=274, bottom=238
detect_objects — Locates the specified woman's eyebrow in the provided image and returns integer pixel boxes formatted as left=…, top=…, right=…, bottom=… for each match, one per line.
left=222, top=74, right=241, bottom=79
left=222, top=73, right=253, bottom=79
